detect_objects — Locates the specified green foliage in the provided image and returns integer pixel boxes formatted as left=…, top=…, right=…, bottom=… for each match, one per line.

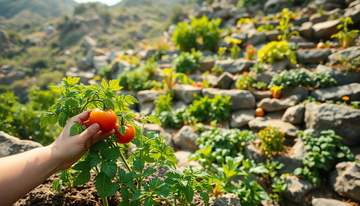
left=211, top=65, right=224, bottom=75
left=172, top=15, right=223, bottom=51
left=275, top=8, right=300, bottom=41
left=189, top=128, right=256, bottom=168
left=250, top=64, right=266, bottom=73
left=338, top=55, right=360, bottom=71
left=98, top=63, right=113, bottom=80
left=153, top=94, right=184, bottom=128
left=257, top=23, right=274, bottom=32
left=236, top=73, right=256, bottom=90
left=262, top=160, right=284, bottom=180
left=118, top=68, right=155, bottom=91
left=331, top=17, right=359, bottom=48
left=293, top=130, right=354, bottom=185
left=143, top=56, right=158, bottom=76
left=6, top=30, right=25, bottom=44
left=258, top=126, right=286, bottom=158
left=237, top=0, right=261, bottom=8
left=252, top=82, right=267, bottom=90
left=270, top=176, right=287, bottom=203
left=0, top=91, right=61, bottom=145
left=30, top=57, right=51, bottom=69
left=169, top=5, right=184, bottom=24
left=227, top=38, right=242, bottom=60
left=258, top=41, right=297, bottom=65
left=183, top=95, right=232, bottom=124
left=29, top=86, right=59, bottom=111
left=172, top=49, right=202, bottom=74
left=268, top=69, right=337, bottom=89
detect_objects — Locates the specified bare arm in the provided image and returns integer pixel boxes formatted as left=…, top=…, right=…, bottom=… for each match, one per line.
left=0, top=110, right=114, bottom=206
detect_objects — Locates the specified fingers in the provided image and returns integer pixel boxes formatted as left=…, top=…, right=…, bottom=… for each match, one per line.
left=92, top=129, right=115, bottom=145
left=78, top=123, right=100, bottom=143
left=75, top=109, right=94, bottom=123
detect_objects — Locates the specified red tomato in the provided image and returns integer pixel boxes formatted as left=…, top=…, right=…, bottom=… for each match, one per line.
left=89, top=108, right=117, bottom=132
left=255, top=108, right=265, bottom=117
left=114, top=123, right=136, bottom=144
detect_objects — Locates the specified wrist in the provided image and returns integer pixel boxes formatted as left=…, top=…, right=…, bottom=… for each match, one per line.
left=48, top=144, right=65, bottom=172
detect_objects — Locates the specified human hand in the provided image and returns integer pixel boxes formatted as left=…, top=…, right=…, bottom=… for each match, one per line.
left=51, top=109, right=115, bottom=171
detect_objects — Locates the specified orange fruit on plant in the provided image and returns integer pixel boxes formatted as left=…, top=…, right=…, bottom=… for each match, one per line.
left=255, top=108, right=265, bottom=117
left=272, top=92, right=281, bottom=99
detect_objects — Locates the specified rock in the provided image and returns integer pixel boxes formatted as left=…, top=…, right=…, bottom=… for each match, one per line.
left=299, top=22, right=313, bottom=40
left=139, top=102, right=154, bottom=116
left=173, top=126, right=199, bottom=151
left=249, top=118, right=299, bottom=138
left=291, top=16, right=310, bottom=26
left=264, top=0, right=287, bottom=9
left=257, top=95, right=301, bottom=112
left=0, top=30, right=10, bottom=45
left=164, top=132, right=175, bottom=150
left=212, top=7, right=231, bottom=19
left=199, top=60, right=215, bottom=72
left=194, top=7, right=212, bottom=18
left=305, top=103, right=360, bottom=146
left=174, top=85, right=202, bottom=104
left=171, top=101, right=187, bottom=111
left=203, top=88, right=256, bottom=110
left=265, top=59, right=289, bottom=72
left=282, top=104, right=305, bottom=124
left=76, top=57, right=93, bottom=70
left=208, top=194, right=241, bottom=206
left=0, top=65, right=25, bottom=86
left=111, top=61, right=135, bottom=79
left=310, top=14, right=330, bottom=24
left=312, top=20, right=340, bottom=39
left=251, top=90, right=273, bottom=101
left=137, top=90, right=165, bottom=115
left=282, top=86, right=309, bottom=102
left=254, top=71, right=275, bottom=84
left=144, top=123, right=164, bottom=135
left=329, top=162, right=360, bottom=201
left=214, top=72, right=234, bottom=89
left=344, top=4, right=360, bottom=25
left=312, top=198, right=352, bottom=206
left=66, top=67, right=96, bottom=84
left=0, top=131, right=42, bottom=157
left=175, top=150, right=202, bottom=168
left=43, top=25, right=56, bottom=35
left=138, top=49, right=156, bottom=60
left=25, top=36, right=43, bottom=47
left=316, top=65, right=360, bottom=86
left=230, top=7, right=247, bottom=17
left=310, top=83, right=360, bottom=102
left=222, top=18, right=237, bottom=28
left=230, top=32, right=247, bottom=42
left=296, top=49, right=331, bottom=64
left=328, top=46, right=360, bottom=62
left=266, top=30, right=282, bottom=41
left=283, top=175, right=319, bottom=203
left=297, top=42, right=316, bottom=49
left=214, top=59, right=255, bottom=74
left=92, top=55, right=108, bottom=70
left=246, top=31, right=266, bottom=46
left=231, top=110, right=255, bottom=128
left=83, top=35, right=97, bottom=50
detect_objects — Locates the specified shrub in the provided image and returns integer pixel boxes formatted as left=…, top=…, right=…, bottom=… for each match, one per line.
left=183, top=95, right=232, bottom=124
left=331, top=17, right=359, bottom=48
left=153, top=94, right=184, bottom=128
left=236, top=73, right=257, bottom=90
left=29, top=87, right=59, bottom=111
left=118, top=69, right=155, bottom=91
left=258, top=126, right=286, bottom=158
left=252, top=82, right=267, bottom=90
left=36, top=70, right=64, bottom=89
left=172, top=49, right=202, bottom=74
left=30, top=57, right=51, bottom=69
left=275, top=8, right=299, bottom=41
left=211, top=65, right=224, bottom=75
left=258, top=41, right=297, bottom=64
left=257, top=23, right=274, bottom=32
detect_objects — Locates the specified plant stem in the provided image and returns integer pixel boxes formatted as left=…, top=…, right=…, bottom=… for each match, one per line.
left=80, top=99, right=107, bottom=112
left=153, top=198, right=175, bottom=206
left=101, top=197, right=109, bottom=206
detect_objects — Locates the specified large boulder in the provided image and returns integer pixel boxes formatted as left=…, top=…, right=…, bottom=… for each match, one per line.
left=174, top=85, right=203, bottom=104
left=282, top=104, right=305, bottom=124
left=137, top=90, right=166, bottom=115
left=257, top=95, right=301, bottom=112
left=312, top=20, right=340, bottom=39
left=92, top=55, right=108, bottom=70
left=312, top=198, right=352, bottom=206
left=316, top=65, right=360, bottom=86
left=329, top=162, right=360, bottom=201
left=328, top=46, right=360, bottom=62
left=0, top=131, right=42, bottom=157
left=214, top=59, right=255, bottom=74
left=310, top=83, right=360, bottom=102
left=248, top=117, right=299, bottom=138
left=0, top=30, right=10, bottom=46
left=344, top=4, right=360, bottom=25
left=282, top=86, right=309, bottom=102
left=83, top=35, right=97, bottom=50
left=296, top=49, right=331, bottom=64
left=212, top=7, right=231, bottom=19
left=231, top=109, right=255, bottom=128
left=172, top=126, right=199, bottom=151
left=246, top=31, right=266, bottom=46
left=305, top=103, right=360, bottom=146
left=283, top=175, right=319, bottom=203
left=214, top=72, right=234, bottom=89
left=203, top=88, right=256, bottom=110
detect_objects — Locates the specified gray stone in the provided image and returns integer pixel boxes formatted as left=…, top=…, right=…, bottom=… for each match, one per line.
left=140, top=102, right=155, bottom=116
left=251, top=90, right=273, bottom=101
left=283, top=175, right=318, bottom=203
left=266, top=30, right=282, bottom=41
left=214, top=72, right=234, bottom=89
left=230, top=7, right=247, bottom=17
left=248, top=117, right=299, bottom=138
left=265, top=59, right=289, bottom=72
left=222, top=18, right=237, bottom=28
left=316, top=65, right=360, bottom=86
left=83, top=35, right=97, bottom=50
left=311, top=83, right=360, bottom=102
left=282, top=86, right=309, bottom=102
left=299, top=22, right=313, bottom=40
left=246, top=31, right=266, bottom=46
left=0, top=131, right=42, bottom=157
left=310, top=14, right=330, bottom=24
left=0, top=30, right=10, bottom=45
left=282, top=104, right=305, bottom=124
left=111, top=60, right=134, bottom=79
left=230, top=32, right=247, bottom=42
left=138, top=49, right=156, bottom=60
left=173, top=126, right=199, bottom=151
left=214, top=59, right=255, bottom=74
left=164, top=132, right=175, bottom=150
left=287, top=36, right=308, bottom=44
left=203, top=88, right=256, bottom=110
left=264, top=0, right=287, bottom=9
left=144, top=123, right=164, bottom=135
left=344, top=4, right=360, bottom=25
left=212, top=7, right=231, bottom=19
left=65, top=67, right=96, bottom=84
left=312, top=20, right=341, bottom=39
left=328, top=46, right=360, bottom=62
left=137, top=90, right=165, bottom=104
left=312, top=198, right=352, bottom=206
left=76, top=57, right=93, bottom=70
left=199, top=60, right=215, bottom=72
left=305, top=103, right=360, bottom=146
left=291, top=16, right=310, bottom=26
left=171, top=101, right=188, bottom=111
left=194, top=7, right=212, bottom=18
left=257, top=95, right=301, bottom=112
left=174, top=85, right=202, bottom=104
left=296, top=49, right=331, bottom=64
left=254, top=71, right=275, bottom=84
left=297, top=42, right=316, bottom=49
left=231, top=110, right=255, bottom=128
left=175, top=150, right=202, bottom=168
left=208, top=194, right=241, bottom=206
left=329, top=162, right=360, bottom=201
left=93, top=55, right=108, bottom=70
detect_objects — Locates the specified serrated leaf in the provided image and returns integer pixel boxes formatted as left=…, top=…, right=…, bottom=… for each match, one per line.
left=94, top=172, right=111, bottom=198
left=200, top=191, right=209, bottom=205
left=121, top=187, right=130, bottom=201
left=101, top=79, right=109, bottom=89
left=52, top=179, right=62, bottom=192
left=40, top=112, right=58, bottom=129
left=133, top=158, right=144, bottom=172
left=184, top=187, right=194, bottom=203
left=124, top=180, right=137, bottom=190
left=59, top=113, right=68, bottom=127
left=109, top=80, right=123, bottom=91
left=101, top=161, right=117, bottom=179
left=73, top=170, right=90, bottom=186
left=119, top=126, right=126, bottom=136
left=125, top=95, right=139, bottom=104
left=72, top=161, right=91, bottom=171
left=143, top=167, right=156, bottom=177
left=106, top=182, right=119, bottom=197
left=144, top=196, right=153, bottom=206
left=101, top=147, right=120, bottom=160
left=132, top=190, right=147, bottom=201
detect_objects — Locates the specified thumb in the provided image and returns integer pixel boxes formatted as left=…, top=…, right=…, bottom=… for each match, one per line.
left=79, top=123, right=100, bottom=142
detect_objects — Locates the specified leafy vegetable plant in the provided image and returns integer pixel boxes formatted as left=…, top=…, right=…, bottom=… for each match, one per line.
left=235, top=73, right=257, bottom=90
left=257, top=126, right=286, bottom=158
left=258, top=41, right=297, bottom=65
left=252, top=82, right=267, bottom=90
left=153, top=94, right=184, bottom=128
left=275, top=8, right=300, bottom=41
left=172, top=49, right=202, bottom=74
left=227, top=38, right=242, bottom=60
left=331, top=17, right=359, bottom=48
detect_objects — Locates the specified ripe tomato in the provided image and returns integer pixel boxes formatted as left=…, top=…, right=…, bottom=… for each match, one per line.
left=114, top=123, right=136, bottom=144
left=83, top=120, right=92, bottom=128
left=272, top=92, right=281, bottom=99
left=89, top=108, right=117, bottom=132
left=255, top=108, right=264, bottom=117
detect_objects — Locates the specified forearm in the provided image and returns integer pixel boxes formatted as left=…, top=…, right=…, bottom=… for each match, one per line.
left=0, top=145, right=62, bottom=206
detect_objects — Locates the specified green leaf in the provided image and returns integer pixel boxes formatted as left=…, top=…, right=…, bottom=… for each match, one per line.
left=106, top=182, right=119, bottom=197
left=184, top=187, right=194, bottom=203
left=90, top=156, right=102, bottom=168
left=101, top=147, right=120, bottom=160
left=94, top=172, right=112, bottom=198
left=144, top=196, right=154, bottom=206
left=249, top=166, right=269, bottom=174
left=200, top=191, right=209, bottom=205
left=132, top=190, right=147, bottom=201
left=293, top=168, right=303, bottom=176
left=73, top=171, right=90, bottom=186
left=143, top=167, right=156, bottom=177
left=52, top=179, right=62, bottom=192
left=59, top=113, right=68, bottom=127
left=119, top=126, right=126, bottom=136
left=133, top=158, right=144, bottom=172
left=72, top=161, right=91, bottom=171
left=101, top=79, right=109, bottom=89
left=109, top=80, right=123, bottom=91
left=40, top=112, right=58, bottom=129
left=125, top=95, right=139, bottom=104
left=121, top=187, right=130, bottom=201
left=101, top=161, right=118, bottom=179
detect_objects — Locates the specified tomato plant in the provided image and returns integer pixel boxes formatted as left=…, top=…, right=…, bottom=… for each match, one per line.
left=89, top=108, right=117, bottom=132
left=114, top=123, right=135, bottom=144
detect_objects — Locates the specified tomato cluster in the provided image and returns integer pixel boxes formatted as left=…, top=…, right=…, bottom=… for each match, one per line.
left=85, top=108, right=135, bottom=144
